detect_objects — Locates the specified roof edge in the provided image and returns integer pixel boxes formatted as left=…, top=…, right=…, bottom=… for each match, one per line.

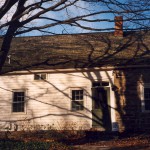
left=1, top=65, right=150, bottom=75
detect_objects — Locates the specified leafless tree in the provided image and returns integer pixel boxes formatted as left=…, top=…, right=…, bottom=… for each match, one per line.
left=0, top=0, right=149, bottom=73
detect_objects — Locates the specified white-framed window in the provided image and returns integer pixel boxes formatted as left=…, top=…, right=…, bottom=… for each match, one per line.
left=141, top=83, right=150, bottom=112
left=34, top=73, right=46, bottom=80
left=71, top=88, right=84, bottom=111
left=12, top=90, right=26, bottom=113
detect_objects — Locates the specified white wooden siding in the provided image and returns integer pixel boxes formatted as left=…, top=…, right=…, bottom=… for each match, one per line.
left=0, top=70, right=115, bottom=131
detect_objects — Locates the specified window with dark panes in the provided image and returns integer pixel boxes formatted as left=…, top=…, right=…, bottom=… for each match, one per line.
left=144, top=88, right=150, bottom=110
left=71, top=90, right=84, bottom=111
left=12, top=92, right=25, bottom=112
left=92, top=81, right=109, bottom=87
left=34, top=74, right=46, bottom=80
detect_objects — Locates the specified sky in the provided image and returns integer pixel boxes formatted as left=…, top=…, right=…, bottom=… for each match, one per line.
left=0, top=0, right=150, bottom=36
left=23, top=1, right=115, bottom=36
left=0, top=0, right=116, bottom=36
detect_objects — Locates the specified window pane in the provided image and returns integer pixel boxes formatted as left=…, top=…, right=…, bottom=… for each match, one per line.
left=34, top=74, right=40, bottom=80
left=13, top=103, right=18, bottom=112
left=72, top=101, right=84, bottom=111
left=13, top=102, right=24, bottom=112
left=144, top=88, right=150, bottom=93
left=144, top=88, right=150, bottom=111
left=76, top=90, right=80, bottom=95
left=19, top=102, right=24, bottom=112
left=79, top=91, right=83, bottom=99
left=13, top=93, right=18, bottom=102
left=71, top=90, right=84, bottom=111
left=72, top=90, right=83, bottom=100
left=41, top=74, right=46, bottom=80
left=92, top=82, right=109, bottom=87
left=79, top=90, right=83, bottom=95
left=34, top=74, right=46, bottom=80
left=76, top=95, right=80, bottom=100
left=102, top=82, right=109, bottom=86
left=13, top=92, right=24, bottom=102
left=17, top=92, right=24, bottom=97
left=92, top=82, right=101, bottom=87
left=13, top=92, right=25, bottom=112
left=144, top=88, right=150, bottom=99
left=145, top=100, right=150, bottom=110
left=72, top=91, right=76, bottom=100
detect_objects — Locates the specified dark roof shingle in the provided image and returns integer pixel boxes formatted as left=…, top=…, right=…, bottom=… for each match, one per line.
left=1, top=31, right=150, bottom=73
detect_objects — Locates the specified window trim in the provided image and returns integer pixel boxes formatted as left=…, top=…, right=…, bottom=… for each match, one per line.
left=70, top=88, right=85, bottom=111
left=140, top=83, right=150, bottom=112
left=12, top=89, right=26, bottom=114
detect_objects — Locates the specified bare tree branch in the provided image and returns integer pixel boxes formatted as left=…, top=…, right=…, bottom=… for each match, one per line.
left=0, top=0, right=150, bottom=73
left=0, top=0, right=18, bottom=19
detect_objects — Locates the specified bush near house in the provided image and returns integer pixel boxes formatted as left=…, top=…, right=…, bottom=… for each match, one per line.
left=0, top=130, right=82, bottom=150
left=0, top=130, right=150, bottom=150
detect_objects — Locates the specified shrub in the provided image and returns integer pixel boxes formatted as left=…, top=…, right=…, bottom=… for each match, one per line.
left=0, top=140, right=50, bottom=150
left=0, top=140, right=71, bottom=150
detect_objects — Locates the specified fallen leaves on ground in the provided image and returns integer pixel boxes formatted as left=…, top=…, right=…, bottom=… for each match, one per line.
left=77, top=133, right=150, bottom=150
left=0, top=131, right=150, bottom=150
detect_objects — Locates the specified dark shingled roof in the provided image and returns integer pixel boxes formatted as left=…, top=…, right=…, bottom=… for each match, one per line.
left=1, top=31, right=150, bottom=73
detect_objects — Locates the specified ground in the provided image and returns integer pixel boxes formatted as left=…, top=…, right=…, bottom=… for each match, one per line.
left=70, top=131, right=150, bottom=150
left=0, top=130, right=150, bottom=150
left=76, top=134, right=150, bottom=150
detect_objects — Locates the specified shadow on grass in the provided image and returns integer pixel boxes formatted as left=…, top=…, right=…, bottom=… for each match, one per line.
left=0, top=130, right=150, bottom=150
left=63, top=131, right=119, bottom=145
left=64, top=130, right=150, bottom=150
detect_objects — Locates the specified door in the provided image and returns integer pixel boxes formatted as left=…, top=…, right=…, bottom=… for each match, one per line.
left=92, top=87, right=111, bottom=131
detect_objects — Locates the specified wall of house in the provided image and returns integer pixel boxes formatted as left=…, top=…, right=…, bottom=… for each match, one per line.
left=114, top=68, right=150, bottom=132
left=0, top=70, right=115, bottom=131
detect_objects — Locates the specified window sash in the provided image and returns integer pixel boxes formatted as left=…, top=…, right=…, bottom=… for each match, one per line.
left=72, top=101, right=84, bottom=111
left=71, top=89, right=84, bottom=111
left=92, top=81, right=109, bottom=87
left=141, top=85, right=150, bottom=112
left=12, top=102, right=24, bottom=112
left=12, top=91, right=25, bottom=112
left=145, top=100, right=150, bottom=110
left=34, top=74, right=46, bottom=80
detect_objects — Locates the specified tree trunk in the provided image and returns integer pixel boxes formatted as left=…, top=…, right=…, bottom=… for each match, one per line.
left=0, top=22, right=19, bottom=74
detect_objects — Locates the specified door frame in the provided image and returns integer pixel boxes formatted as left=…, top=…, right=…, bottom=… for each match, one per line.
left=92, top=86, right=111, bottom=131
left=91, top=77, right=116, bottom=131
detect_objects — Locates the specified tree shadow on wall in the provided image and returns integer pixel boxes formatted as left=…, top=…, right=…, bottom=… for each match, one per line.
left=114, top=68, right=150, bottom=132
left=0, top=30, right=150, bottom=134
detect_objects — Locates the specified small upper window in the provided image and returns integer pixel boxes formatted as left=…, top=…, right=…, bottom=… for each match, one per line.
left=34, top=74, right=46, bottom=80
left=12, top=91, right=25, bottom=112
left=71, top=89, right=84, bottom=111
